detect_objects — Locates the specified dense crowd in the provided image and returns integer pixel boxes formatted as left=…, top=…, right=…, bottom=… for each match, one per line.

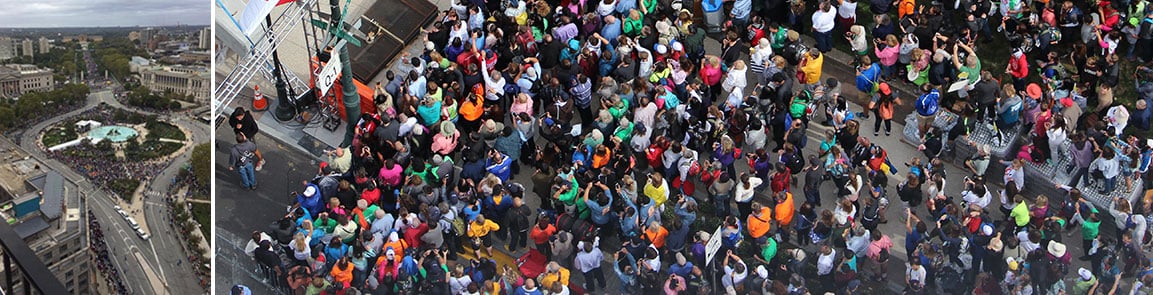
left=229, top=0, right=1153, bottom=293
left=50, top=147, right=162, bottom=193
left=89, top=210, right=132, bottom=295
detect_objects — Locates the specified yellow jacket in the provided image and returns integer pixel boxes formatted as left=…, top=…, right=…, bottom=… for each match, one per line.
left=538, top=267, right=571, bottom=289
left=467, top=219, right=500, bottom=238
left=800, top=52, right=823, bottom=84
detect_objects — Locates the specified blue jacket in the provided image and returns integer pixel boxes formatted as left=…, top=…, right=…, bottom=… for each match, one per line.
left=297, top=184, right=323, bottom=219
left=856, top=63, right=880, bottom=93
left=586, top=190, right=615, bottom=225
left=486, top=154, right=513, bottom=182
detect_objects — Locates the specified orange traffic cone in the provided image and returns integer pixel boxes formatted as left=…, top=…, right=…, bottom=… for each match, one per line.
left=252, top=85, right=268, bottom=111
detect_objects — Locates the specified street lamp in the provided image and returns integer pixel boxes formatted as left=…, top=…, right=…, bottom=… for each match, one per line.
left=268, top=16, right=298, bottom=122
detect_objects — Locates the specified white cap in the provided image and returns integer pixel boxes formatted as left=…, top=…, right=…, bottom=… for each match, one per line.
left=303, top=186, right=317, bottom=197
left=1079, top=268, right=1092, bottom=280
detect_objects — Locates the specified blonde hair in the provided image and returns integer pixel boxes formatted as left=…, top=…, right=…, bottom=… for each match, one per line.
left=772, top=55, right=787, bottom=68
left=886, top=34, right=899, bottom=47
left=294, top=233, right=307, bottom=250
left=1034, top=195, right=1048, bottom=207
left=732, top=60, right=746, bottom=71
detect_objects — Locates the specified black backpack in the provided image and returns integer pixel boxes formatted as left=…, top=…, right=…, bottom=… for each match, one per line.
left=786, top=153, right=805, bottom=174
left=556, top=213, right=598, bottom=242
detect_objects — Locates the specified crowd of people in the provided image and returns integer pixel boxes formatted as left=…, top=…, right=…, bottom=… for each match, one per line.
left=89, top=210, right=133, bottom=295
left=230, top=0, right=1153, bottom=293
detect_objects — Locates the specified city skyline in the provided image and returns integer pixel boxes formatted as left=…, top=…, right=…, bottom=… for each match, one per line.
left=0, top=0, right=208, bottom=27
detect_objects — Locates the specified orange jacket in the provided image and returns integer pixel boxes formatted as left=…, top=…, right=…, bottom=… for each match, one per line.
left=591, top=149, right=612, bottom=169
left=898, top=0, right=916, bottom=19
left=747, top=208, right=773, bottom=238
left=774, top=193, right=795, bottom=226
left=331, top=262, right=354, bottom=286
left=645, top=226, right=669, bottom=248
left=459, top=99, right=484, bottom=122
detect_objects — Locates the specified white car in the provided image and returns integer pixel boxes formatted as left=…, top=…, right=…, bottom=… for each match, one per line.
left=135, top=228, right=149, bottom=240
left=126, top=217, right=139, bottom=230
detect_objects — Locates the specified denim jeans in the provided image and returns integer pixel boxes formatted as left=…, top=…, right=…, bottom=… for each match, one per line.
left=1104, top=176, right=1117, bottom=194
left=238, top=162, right=256, bottom=189
left=814, top=30, right=833, bottom=52
left=713, top=193, right=732, bottom=217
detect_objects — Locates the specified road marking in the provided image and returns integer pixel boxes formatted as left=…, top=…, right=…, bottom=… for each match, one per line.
left=148, top=240, right=168, bottom=287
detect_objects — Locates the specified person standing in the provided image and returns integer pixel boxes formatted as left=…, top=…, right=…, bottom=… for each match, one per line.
left=574, top=238, right=606, bottom=292
left=811, top=0, right=837, bottom=53
left=230, top=107, right=265, bottom=170
left=506, top=197, right=533, bottom=253
left=230, top=107, right=260, bottom=140
left=229, top=133, right=258, bottom=190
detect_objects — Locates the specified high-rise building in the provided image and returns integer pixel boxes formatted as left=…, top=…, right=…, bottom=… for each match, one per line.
left=20, top=39, right=32, bottom=58
left=0, top=38, right=15, bottom=61
left=139, top=65, right=209, bottom=101
left=0, top=64, right=54, bottom=99
left=140, top=28, right=156, bottom=46
left=199, top=27, right=210, bottom=50
left=38, top=37, right=49, bottom=54
left=0, top=142, right=91, bottom=294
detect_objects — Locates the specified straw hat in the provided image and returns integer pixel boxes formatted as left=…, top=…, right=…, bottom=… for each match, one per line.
left=1047, top=241, right=1067, bottom=257
left=440, top=121, right=457, bottom=137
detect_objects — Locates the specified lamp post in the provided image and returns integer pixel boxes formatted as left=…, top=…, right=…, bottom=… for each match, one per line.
left=332, top=0, right=360, bottom=147
left=269, top=16, right=298, bottom=122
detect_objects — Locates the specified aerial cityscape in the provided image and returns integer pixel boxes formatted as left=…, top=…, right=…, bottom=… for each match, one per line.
left=0, top=24, right=210, bottom=295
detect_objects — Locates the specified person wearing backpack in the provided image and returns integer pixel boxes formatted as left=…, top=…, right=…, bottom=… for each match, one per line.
left=914, top=84, right=940, bottom=138
left=870, top=83, right=900, bottom=136
left=855, top=57, right=881, bottom=113
left=228, top=133, right=259, bottom=190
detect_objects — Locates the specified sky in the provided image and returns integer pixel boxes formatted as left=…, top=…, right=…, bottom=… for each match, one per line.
left=0, top=0, right=209, bottom=27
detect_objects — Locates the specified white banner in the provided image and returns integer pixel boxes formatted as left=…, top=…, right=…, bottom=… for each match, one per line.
left=704, top=225, right=723, bottom=265
left=317, top=51, right=342, bottom=97
left=239, top=0, right=279, bottom=36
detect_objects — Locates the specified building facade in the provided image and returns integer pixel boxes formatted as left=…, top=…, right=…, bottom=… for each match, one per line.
left=199, top=27, right=210, bottom=50
left=0, top=64, right=54, bottom=99
left=20, top=39, right=32, bottom=57
left=139, top=65, right=209, bottom=101
left=38, top=37, right=50, bottom=54
left=0, top=157, right=91, bottom=294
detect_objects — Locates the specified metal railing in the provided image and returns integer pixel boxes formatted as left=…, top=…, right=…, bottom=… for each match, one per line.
left=213, top=0, right=319, bottom=121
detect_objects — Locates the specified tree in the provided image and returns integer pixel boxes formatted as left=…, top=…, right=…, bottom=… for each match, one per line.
left=191, top=143, right=209, bottom=187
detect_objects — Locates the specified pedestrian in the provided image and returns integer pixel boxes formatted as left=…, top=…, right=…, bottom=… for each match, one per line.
left=228, top=133, right=258, bottom=190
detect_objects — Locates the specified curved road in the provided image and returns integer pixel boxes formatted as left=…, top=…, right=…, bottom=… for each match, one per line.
left=14, top=86, right=209, bottom=294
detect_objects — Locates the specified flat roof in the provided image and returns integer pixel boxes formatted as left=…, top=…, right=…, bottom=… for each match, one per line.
left=12, top=216, right=47, bottom=239
left=39, top=172, right=64, bottom=220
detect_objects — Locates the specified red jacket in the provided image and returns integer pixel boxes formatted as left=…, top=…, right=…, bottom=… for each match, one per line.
left=1008, top=54, right=1028, bottom=79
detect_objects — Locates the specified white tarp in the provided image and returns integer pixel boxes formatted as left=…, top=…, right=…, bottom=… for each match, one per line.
left=239, top=0, right=280, bottom=36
